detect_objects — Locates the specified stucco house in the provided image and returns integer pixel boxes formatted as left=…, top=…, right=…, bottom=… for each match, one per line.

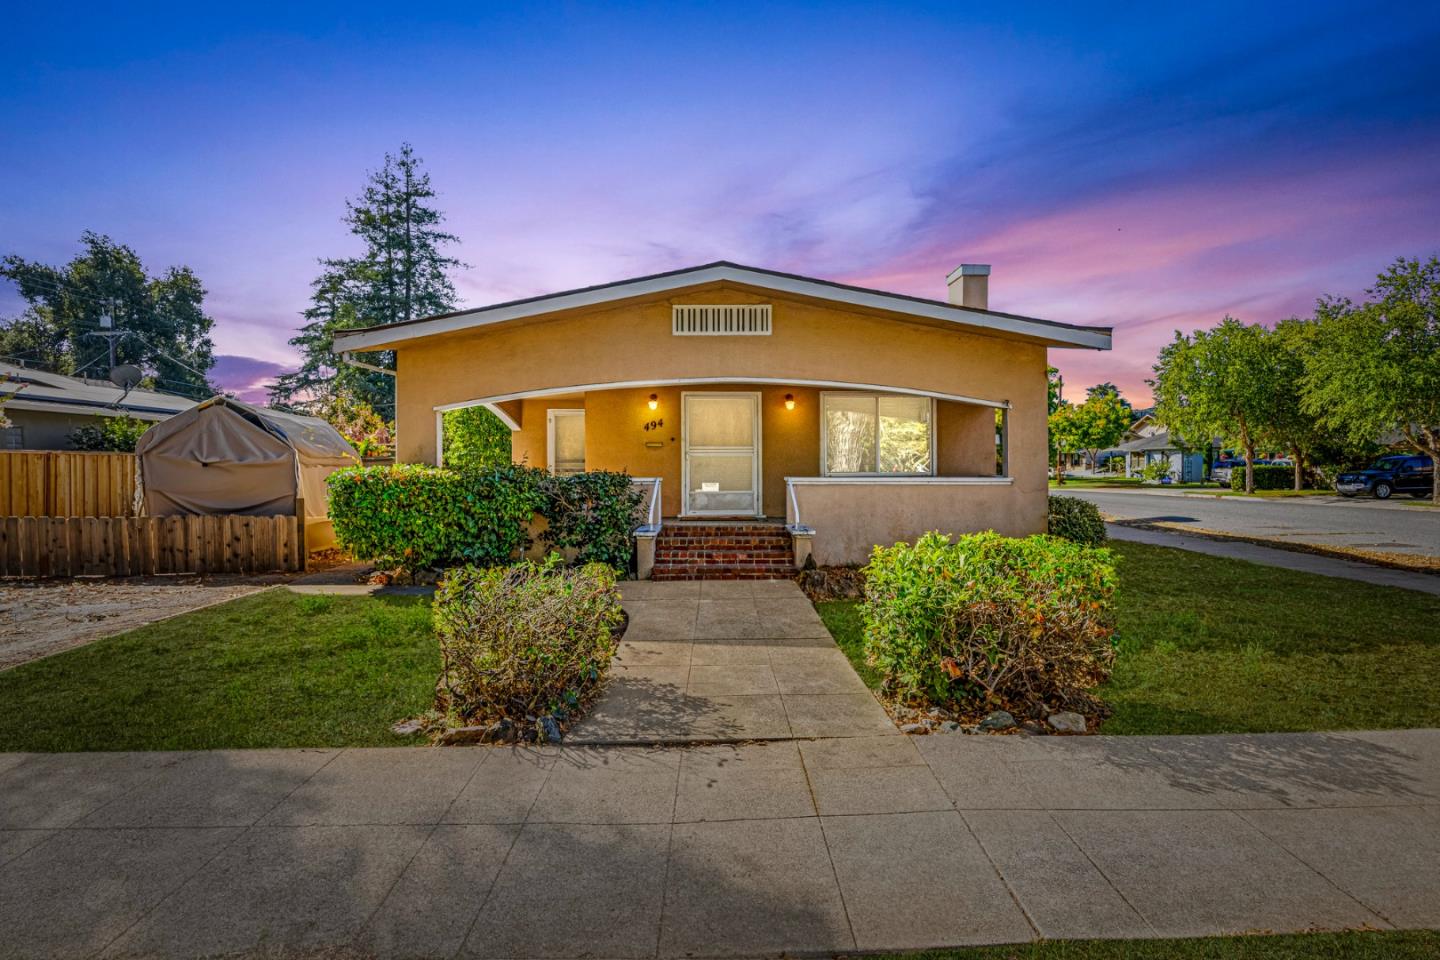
left=331, top=261, right=1111, bottom=577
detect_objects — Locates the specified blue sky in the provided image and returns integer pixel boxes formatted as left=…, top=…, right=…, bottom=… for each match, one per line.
left=2, top=2, right=1437, bottom=402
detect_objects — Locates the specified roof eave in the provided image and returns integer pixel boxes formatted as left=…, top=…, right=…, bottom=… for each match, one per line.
left=330, top=263, right=1112, bottom=353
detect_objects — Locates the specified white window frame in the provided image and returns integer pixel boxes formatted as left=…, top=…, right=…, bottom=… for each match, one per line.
left=546, top=408, right=586, bottom=476
left=819, top=392, right=937, bottom=478
left=680, top=390, right=764, bottom=517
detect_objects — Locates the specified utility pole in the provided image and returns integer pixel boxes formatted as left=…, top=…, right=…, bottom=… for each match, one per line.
left=86, top=306, right=126, bottom=374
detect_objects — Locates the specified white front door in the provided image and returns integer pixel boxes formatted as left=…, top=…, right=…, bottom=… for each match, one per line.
left=682, top=392, right=762, bottom=516
left=547, top=409, right=586, bottom=475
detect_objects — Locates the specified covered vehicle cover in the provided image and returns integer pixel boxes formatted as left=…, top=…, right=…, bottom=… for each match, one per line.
left=136, top=396, right=359, bottom=523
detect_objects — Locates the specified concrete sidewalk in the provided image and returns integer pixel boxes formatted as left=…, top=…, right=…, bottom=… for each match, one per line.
left=1110, top=524, right=1440, bottom=595
left=2, top=730, right=1437, bottom=958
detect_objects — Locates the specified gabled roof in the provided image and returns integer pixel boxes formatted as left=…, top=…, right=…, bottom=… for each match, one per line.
left=0, top=361, right=196, bottom=420
left=330, top=261, right=1112, bottom=353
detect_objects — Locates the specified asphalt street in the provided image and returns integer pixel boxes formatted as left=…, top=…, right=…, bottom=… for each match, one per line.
left=1062, top=488, right=1440, bottom=558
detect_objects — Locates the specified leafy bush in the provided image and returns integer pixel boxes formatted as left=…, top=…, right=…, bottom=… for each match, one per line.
left=539, top=470, right=646, bottom=570
left=1139, top=460, right=1172, bottom=483
left=327, top=463, right=545, bottom=573
left=433, top=556, right=623, bottom=734
left=1229, top=463, right=1294, bottom=490
left=1048, top=495, right=1107, bottom=546
left=862, top=531, right=1117, bottom=712
left=69, top=415, right=150, bottom=452
left=443, top=406, right=512, bottom=471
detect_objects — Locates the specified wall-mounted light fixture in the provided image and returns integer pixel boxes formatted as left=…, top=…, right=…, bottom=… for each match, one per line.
left=784, top=393, right=796, bottom=411
left=648, top=393, right=659, bottom=411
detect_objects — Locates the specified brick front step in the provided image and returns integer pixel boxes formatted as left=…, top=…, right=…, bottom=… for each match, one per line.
left=651, top=521, right=796, bottom=580
left=651, top=566, right=796, bottom=580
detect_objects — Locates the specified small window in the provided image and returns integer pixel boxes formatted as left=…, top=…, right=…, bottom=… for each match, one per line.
left=0, top=426, right=22, bottom=449
left=821, top=393, right=933, bottom=476
left=547, top=409, right=585, bottom=476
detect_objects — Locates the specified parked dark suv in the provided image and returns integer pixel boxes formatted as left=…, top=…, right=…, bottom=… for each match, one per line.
left=1335, top=455, right=1435, bottom=499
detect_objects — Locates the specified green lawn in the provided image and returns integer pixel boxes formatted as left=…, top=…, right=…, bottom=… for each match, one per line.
left=870, top=930, right=1440, bottom=960
left=820, top=540, right=1440, bottom=735
left=0, top=589, right=438, bottom=752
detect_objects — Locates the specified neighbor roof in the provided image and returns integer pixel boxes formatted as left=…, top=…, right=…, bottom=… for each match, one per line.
left=0, top=361, right=196, bottom=420
left=330, top=261, right=1113, bottom=353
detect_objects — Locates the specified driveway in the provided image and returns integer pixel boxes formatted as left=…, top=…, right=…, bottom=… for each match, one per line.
left=570, top=579, right=897, bottom=743
left=1065, top=488, right=1440, bottom=558
left=2, top=730, right=1437, bottom=958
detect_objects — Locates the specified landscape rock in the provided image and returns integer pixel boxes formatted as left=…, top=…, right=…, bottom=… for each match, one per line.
left=390, top=719, right=425, bottom=736
left=939, top=721, right=963, bottom=733
left=978, top=710, right=1016, bottom=731
left=1047, top=711, right=1088, bottom=734
left=900, top=722, right=929, bottom=734
left=540, top=716, right=564, bottom=743
left=1019, top=720, right=1047, bottom=736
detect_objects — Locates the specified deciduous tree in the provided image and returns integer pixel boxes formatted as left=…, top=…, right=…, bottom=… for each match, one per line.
left=1150, top=317, right=1281, bottom=493
left=0, top=232, right=215, bottom=396
left=1302, top=256, right=1440, bottom=503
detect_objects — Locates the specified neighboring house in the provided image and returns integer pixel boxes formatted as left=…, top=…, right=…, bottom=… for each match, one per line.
left=1109, top=420, right=1210, bottom=482
left=0, top=361, right=195, bottom=450
left=331, top=261, right=1111, bottom=572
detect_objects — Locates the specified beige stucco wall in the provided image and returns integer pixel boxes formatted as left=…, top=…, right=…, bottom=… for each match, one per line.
left=786, top=480, right=1038, bottom=565
left=394, top=281, right=1051, bottom=532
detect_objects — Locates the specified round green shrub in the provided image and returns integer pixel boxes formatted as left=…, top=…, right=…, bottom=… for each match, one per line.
left=862, top=531, right=1117, bottom=712
left=1047, top=494, right=1107, bottom=546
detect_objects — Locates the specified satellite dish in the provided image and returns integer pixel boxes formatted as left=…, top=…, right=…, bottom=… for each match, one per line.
left=108, top=365, right=143, bottom=390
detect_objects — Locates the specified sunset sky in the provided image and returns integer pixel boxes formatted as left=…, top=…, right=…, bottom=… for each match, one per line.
left=3, top=2, right=1437, bottom=405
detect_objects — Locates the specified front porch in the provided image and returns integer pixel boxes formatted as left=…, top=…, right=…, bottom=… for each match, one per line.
left=438, top=379, right=1033, bottom=576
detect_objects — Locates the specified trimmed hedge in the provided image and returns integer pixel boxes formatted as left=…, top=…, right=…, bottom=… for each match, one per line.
left=1048, top=495, right=1107, bottom=546
left=434, top=557, right=623, bottom=734
left=1228, top=463, right=1296, bottom=490
left=327, top=463, right=545, bottom=573
left=327, top=463, right=647, bottom=574
left=862, top=531, right=1117, bottom=711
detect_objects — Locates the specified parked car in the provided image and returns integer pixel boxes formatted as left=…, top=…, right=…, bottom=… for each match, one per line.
left=1212, top=459, right=1268, bottom=486
left=1335, top=455, right=1435, bottom=499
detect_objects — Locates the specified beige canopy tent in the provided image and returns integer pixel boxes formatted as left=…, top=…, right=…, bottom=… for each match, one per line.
left=136, top=396, right=359, bottom=549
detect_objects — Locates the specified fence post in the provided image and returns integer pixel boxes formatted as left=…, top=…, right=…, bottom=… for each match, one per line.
left=294, top=496, right=307, bottom=572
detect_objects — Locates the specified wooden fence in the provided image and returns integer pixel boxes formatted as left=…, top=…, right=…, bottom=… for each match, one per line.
left=0, top=451, right=137, bottom=517
left=0, top=514, right=306, bottom=578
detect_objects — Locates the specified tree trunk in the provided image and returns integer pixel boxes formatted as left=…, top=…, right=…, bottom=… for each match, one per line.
left=1243, top=443, right=1256, bottom=494
left=1055, top=450, right=1065, bottom=485
left=1291, top=445, right=1303, bottom=491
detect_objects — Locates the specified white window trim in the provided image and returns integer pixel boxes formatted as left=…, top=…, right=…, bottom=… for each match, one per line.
left=546, top=408, right=586, bottom=476
left=819, top=391, right=937, bottom=478
left=680, top=390, right=763, bottom=517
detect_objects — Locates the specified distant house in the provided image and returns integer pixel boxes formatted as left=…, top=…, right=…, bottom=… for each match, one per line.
left=0, top=361, right=195, bottom=450
left=1105, top=416, right=1212, bottom=482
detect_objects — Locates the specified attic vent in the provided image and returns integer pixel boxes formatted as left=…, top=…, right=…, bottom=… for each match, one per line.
left=672, top=304, right=772, bottom=336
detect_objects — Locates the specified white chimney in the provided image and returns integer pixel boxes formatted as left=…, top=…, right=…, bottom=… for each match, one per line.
left=946, top=263, right=990, bottom=310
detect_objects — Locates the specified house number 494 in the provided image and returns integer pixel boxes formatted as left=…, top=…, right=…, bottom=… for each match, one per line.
left=643, top=419, right=664, bottom=431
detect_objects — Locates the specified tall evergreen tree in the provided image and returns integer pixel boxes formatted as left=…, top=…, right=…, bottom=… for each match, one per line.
left=270, top=144, right=466, bottom=413
left=0, top=232, right=216, bottom=396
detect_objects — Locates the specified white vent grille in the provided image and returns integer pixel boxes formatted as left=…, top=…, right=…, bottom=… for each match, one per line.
left=672, top=304, right=772, bottom=336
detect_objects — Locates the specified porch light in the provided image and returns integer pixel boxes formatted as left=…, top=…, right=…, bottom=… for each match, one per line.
left=648, top=393, right=659, bottom=410
left=784, top=393, right=795, bottom=410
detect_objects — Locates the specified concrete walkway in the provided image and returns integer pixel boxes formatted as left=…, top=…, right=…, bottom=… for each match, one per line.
left=1, top=730, right=1437, bottom=958
left=570, top=579, right=897, bottom=744
left=1111, top=524, right=1440, bottom=595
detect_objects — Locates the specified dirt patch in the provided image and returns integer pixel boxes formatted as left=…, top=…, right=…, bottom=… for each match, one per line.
left=0, top=575, right=289, bottom=671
